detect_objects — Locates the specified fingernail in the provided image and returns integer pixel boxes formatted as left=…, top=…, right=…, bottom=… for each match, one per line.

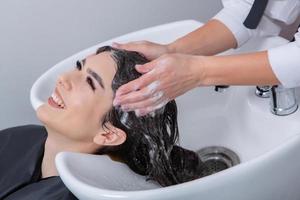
left=136, top=109, right=147, bottom=117
left=135, top=110, right=141, bottom=117
left=121, top=105, right=130, bottom=112
left=135, top=64, right=142, bottom=69
left=113, top=99, right=120, bottom=106
left=115, top=90, right=123, bottom=97
left=139, top=112, right=147, bottom=117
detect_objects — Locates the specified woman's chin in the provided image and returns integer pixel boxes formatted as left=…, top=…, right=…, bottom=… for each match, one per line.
left=36, top=104, right=48, bottom=123
left=36, top=103, right=61, bottom=127
left=36, top=105, right=66, bottom=135
left=36, top=104, right=78, bottom=137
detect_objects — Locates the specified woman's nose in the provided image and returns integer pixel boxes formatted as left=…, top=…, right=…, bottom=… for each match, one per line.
left=57, top=75, right=72, bottom=91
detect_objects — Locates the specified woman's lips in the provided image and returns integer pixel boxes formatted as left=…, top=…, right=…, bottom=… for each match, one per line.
left=48, top=97, right=64, bottom=109
left=48, top=88, right=66, bottom=109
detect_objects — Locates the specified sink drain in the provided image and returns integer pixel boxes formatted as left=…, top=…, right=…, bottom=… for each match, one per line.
left=196, top=146, right=240, bottom=175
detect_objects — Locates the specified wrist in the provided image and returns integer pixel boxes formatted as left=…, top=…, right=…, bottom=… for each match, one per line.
left=166, top=42, right=177, bottom=54
left=189, top=55, right=208, bottom=87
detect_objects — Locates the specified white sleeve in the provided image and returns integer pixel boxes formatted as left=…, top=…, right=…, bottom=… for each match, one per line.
left=212, top=0, right=298, bottom=48
left=212, top=0, right=255, bottom=47
left=214, top=0, right=300, bottom=87
left=268, top=30, right=300, bottom=88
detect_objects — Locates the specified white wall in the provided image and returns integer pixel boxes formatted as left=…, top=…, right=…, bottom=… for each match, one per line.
left=0, top=0, right=222, bottom=130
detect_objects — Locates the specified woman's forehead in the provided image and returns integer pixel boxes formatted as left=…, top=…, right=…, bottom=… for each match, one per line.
left=85, top=52, right=117, bottom=86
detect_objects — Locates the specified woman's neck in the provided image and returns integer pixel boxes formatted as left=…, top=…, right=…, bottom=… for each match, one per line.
left=41, top=127, right=99, bottom=179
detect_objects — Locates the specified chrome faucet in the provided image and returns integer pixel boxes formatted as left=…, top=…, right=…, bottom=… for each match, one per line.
left=270, top=85, right=298, bottom=116
left=256, top=85, right=298, bottom=116
left=255, top=86, right=272, bottom=98
left=215, top=85, right=229, bottom=93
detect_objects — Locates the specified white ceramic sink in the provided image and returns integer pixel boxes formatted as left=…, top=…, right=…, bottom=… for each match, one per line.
left=31, top=20, right=300, bottom=200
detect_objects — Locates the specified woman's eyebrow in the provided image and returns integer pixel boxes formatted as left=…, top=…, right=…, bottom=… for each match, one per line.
left=87, top=68, right=105, bottom=89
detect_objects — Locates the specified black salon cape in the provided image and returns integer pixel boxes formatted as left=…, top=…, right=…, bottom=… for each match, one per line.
left=0, top=125, right=78, bottom=200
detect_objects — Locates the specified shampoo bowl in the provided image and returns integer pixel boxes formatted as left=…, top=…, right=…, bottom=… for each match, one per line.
left=31, top=20, right=300, bottom=200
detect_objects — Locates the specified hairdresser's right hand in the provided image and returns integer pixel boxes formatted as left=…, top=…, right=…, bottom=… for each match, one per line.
left=112, top=41, right=171, bottom=60
left=113, top=53, right=204, bottom=116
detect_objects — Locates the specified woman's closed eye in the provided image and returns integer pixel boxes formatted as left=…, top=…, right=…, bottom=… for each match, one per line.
left=86, top=77, right=96, bottom=91
left=75, top=60, right=96, bottom=91
left=76, top=60, right=82, bottom=71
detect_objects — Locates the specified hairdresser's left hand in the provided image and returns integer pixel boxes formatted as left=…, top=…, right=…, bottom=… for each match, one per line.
left=113, top=53, right=204, bottom=116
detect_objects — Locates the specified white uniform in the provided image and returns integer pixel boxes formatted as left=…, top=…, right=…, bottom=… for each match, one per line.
left=213, top=0, right=300, bottom=88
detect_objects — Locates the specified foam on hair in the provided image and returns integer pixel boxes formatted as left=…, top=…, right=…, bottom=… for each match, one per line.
left=96, top=46, right=208, bottom=186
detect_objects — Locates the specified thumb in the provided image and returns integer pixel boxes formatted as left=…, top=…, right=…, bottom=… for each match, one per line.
left=112, top=42, right=123, bottom=49
left=112, top=42, right=135, bottom=51
left=135, top=61, right=156, bottom=74
left=112, top=42, right=119, bottom=47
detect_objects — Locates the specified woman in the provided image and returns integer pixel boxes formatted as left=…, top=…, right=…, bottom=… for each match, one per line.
left=112, top=0, right=300, bottom=116
left=0, top=46, right=208, bottom=200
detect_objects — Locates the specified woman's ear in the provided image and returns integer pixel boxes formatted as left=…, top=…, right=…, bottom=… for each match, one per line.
left=93, top=125, right=126, bottom=146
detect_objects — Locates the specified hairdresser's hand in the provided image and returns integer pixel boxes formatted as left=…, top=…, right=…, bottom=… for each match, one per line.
left=112, top=41, right=171, bottom=60
left=113, top=53, right=203, bottom=116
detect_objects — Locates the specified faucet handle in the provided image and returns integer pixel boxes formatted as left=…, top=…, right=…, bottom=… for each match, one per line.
left=215, top=85, right=229, bottom=93
left=255, top=86, right=271, bottom=98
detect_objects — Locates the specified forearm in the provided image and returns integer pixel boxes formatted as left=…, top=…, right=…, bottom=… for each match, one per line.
left=194, top=51, right=280, bottom=86
left=168, top=20, right=237, bottom=56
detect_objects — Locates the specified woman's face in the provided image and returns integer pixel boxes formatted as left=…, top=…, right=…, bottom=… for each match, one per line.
left=37, top=52, right=117, bottom=142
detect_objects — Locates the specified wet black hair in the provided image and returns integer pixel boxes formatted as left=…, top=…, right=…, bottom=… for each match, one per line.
left=96, top=46, right=208, bottom=187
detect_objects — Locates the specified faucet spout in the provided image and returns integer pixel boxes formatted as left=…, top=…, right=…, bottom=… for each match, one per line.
left=270, top=85, right=298, bottom=116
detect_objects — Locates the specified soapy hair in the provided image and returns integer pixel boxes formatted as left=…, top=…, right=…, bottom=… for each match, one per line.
left=97, top=46, right=208, bottom=186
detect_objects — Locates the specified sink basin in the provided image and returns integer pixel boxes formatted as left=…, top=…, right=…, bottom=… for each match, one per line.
left=31, top=20, right=300, bottom=200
